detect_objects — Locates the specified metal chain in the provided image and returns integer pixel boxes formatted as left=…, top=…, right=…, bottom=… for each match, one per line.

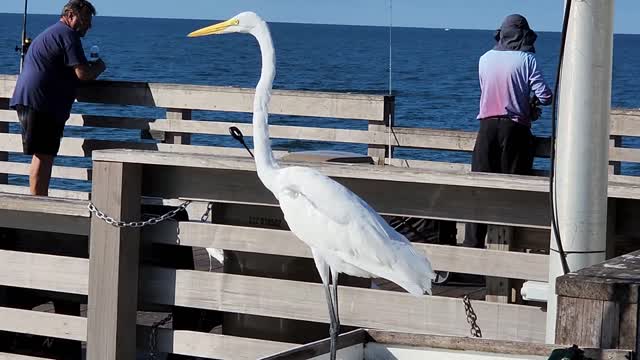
left=88, top=200, right=191, bottom=228
left=148, top=313, right=173, bottom=360
left=200, top=202, right=214, bottom=222
left=463, top=295, right=482, bottom=338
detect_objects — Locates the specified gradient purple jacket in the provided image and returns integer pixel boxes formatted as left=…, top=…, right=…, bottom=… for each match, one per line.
left=477, top=49, right=553, bottom=127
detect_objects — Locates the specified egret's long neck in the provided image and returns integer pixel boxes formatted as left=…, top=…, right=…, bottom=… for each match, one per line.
left=251, top=22, right=279, bottom=193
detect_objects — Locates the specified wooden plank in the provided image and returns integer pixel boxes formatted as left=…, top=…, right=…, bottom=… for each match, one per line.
left=486, top=226, right=513, bottom=303
left=0, top=110, right=628, bottom=164
left=259, top=329, right=365, bottom=360
left=0, top=209, right=89, bottom=235
left=609, top=146, right=640, bottom=163
left=164, top=108, right=191, bottom=145
left=368, top=97, right=393, bottom=164
left=0, top=133, right=157, bottom=157
left=0, top=77, right=17, bottom=99
left=144, top=120, right=551, bottom=157
left=611, top=110, right=640, bottom=136
left=93, top=149, right=640, bottom=200
left=0, top=110, right=156, bottom=130
left=141, top=164, right=553, bottom=228
left=0, top=250, right=88, bottom=295
left=146, top=222, right=549, bottom=281
left=0, top=192, right=88, bottom=216
left=618, top=302, right=637, bottom=349
left=74, top=80, right=388, bottom=121
left=148, top=119, right=374, bottom=144
left=0, top=193, right=89, bottom=235
left=0, top=120, right=7, bottom=184
left=0, top=353, right=55, bottom=360
left=0, top=184, right=89, bottom=200
left=0, top=133, right=287, bottom=160
left=0, top=161, right=91, bottom=180
left=137, top=327, right=296, bottom=360
left=158, top=144, right=287, bottom=158
left=366, top=330, right=633, bottom=360
left=141, top=268, right=547, bottom=342
left=387, top=158, right=470, bottom=172
left=556, top=249, right=640, bottom=302
left=87, top=161, right=142, bottom=360
left=365, top=343, right=546, bottom=360
left=555, top=297, right=604, bottom=348
left=0, top=110, right=636, bottom=160
left=2, top=114, right=638, bottom=167
left=600, top=300, right=620, bottom=349
left=0, top=307, right=86, bottom=341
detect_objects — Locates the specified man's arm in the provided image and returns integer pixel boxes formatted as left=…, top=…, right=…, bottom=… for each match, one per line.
left=74, top=59, right=106, bottom=81
left=528, top=55, right=553, bottom=106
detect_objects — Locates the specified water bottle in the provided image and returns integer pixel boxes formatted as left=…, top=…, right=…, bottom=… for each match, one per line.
left=89, top=45, right=100, bottom=62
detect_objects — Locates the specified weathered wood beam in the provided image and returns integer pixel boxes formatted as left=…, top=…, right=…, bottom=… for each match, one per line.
left=144, top=222, right=549, bottom=281
left=87, top=161, right=142, bottom=360
left=140, top=267, right=547, bottom=342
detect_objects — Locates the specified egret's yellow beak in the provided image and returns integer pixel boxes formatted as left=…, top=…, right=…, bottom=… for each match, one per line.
left=188, top=18, right=240, bottom=37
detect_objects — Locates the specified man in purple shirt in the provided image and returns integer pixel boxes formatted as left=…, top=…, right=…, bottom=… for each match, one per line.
left=464, top=14, right=553, bottom=249
left=5, top=1, right=104, bottom=358
left=10, top=0, right=106, bottom=196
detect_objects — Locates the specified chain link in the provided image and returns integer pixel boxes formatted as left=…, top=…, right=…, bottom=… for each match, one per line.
left=463, top=295, right=482, bottom=338
left=88, top=201, right=191, bottom=228
left=148, top=313, right=173, bottom=360
left=200, top=202, right=214, bottom=222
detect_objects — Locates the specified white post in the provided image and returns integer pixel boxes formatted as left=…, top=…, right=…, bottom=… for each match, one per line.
left=546, top=0, right=615, bottom=343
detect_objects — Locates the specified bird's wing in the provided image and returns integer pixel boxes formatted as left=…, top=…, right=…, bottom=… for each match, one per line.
left=275, top=166, right=410, bottom=268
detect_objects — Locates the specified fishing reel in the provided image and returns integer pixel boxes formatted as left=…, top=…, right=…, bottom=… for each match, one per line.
left=14, top=37, right=32, bottom=54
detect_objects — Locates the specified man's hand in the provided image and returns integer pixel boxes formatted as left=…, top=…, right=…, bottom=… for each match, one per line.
left=530, top=96, right=542, bottom=121
left=74, top=59, right=106, bottom=81
left=91, top=58, right=107, bottom=76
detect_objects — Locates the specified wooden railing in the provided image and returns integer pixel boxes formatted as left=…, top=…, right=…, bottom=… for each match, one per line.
left=0, top=74, right=639, bottom=358
left=2, top=74, right=640, bottom=198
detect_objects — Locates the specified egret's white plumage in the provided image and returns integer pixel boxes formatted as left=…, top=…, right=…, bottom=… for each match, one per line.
left=189, top=12, right=435, bottom=358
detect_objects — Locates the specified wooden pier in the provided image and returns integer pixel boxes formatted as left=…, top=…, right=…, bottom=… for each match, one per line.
left=0, top=74, right=638, bottom=358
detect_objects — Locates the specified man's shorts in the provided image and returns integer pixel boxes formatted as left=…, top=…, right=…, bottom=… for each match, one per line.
left=15, top=105, right=65, bottom=156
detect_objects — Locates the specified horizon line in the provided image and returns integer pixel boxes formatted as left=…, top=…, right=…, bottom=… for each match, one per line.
left=1, top=12, right=638, bottom=35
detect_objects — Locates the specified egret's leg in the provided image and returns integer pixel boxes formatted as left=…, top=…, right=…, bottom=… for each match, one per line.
left=323, top=280, right=338, bottom=360
left=330, top=271, right=340, bottom=360
left=311, top=252, right=338, bottom=360
left=331, top=270, right=340, bottom=335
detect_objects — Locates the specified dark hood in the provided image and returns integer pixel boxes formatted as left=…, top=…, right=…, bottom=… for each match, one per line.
left=493, top=14, right=537, bottom=53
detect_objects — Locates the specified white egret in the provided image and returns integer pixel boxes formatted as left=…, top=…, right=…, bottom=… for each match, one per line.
left=188, top=12, right=435, bottom=360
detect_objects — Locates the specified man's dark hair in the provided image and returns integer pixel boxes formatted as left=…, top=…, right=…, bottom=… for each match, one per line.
left=61, top=0, right=97, bottom=17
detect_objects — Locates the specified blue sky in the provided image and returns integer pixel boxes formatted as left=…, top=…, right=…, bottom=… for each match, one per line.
left=4, top=0, right=640, bottom=34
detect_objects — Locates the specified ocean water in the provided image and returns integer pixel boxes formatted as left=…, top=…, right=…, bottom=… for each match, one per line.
left=1, top=14, right=639, bottom=189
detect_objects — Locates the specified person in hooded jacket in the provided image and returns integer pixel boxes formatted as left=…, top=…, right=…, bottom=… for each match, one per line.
left=464, top=14, right=553, bottom=249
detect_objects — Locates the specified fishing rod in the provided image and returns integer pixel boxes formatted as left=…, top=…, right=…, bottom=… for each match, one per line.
left=17, top=0, right=29, bottom=73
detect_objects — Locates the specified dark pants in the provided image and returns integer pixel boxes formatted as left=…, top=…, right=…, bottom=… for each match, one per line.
left=464, top=117, right=534, bottom=248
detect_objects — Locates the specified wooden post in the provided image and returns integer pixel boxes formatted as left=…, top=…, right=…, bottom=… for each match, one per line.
left=607, top=136, right=620, bottom=260
left=368, top=96, right=394, bottom=165
left=165, top=108, right=192, bottom=145
left=609, top=136, right=621, bottom=175
left=486, top=225, right=513, bottom=303
left=555, top=249, right=640, bottom=349
left=0, top=98, right=9, bottom=185
left=87, top=161, right=142, bottom=360
left=606, top=198, right=617, bottom=260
